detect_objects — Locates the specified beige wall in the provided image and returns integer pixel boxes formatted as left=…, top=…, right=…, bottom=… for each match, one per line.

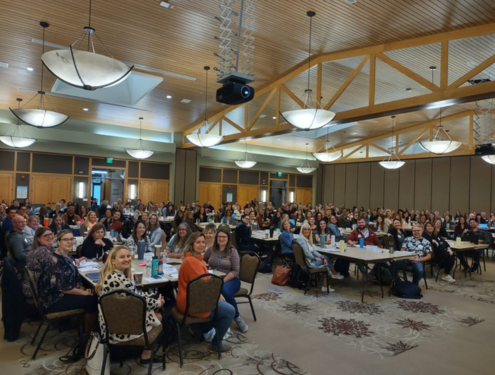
left=317, top=155, right=494, bottom=214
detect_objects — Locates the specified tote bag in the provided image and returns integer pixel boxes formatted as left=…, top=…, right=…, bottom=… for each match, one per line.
left=271, top=265, right=290, bottom=286
left=85, top=332, right=110, bottom=375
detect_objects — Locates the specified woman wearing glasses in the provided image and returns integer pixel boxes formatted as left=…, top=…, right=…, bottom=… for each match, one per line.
left=203, top=228, right=247, bottom=333
left=27, top=229, right=97, bottom=331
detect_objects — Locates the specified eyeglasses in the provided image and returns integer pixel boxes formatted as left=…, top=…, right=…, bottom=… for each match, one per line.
left=60, top=238, right=75, bottom=242
left=217, top=236, right=228, bottom=240
left=42, top=233, right=54, bottom=237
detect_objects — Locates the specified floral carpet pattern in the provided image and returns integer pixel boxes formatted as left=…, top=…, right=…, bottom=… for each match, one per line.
left=251, top=284, right=486, bottom=359
left=430, top=276, right=495, bottom=304
left=14, top=322, right=308, bottom=375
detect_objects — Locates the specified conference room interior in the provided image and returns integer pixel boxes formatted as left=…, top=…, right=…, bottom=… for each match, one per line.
left=1, top=1, right=495, bottom=374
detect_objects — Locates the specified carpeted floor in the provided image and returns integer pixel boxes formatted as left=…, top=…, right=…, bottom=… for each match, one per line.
left=1, top=259, right=494, bottom=374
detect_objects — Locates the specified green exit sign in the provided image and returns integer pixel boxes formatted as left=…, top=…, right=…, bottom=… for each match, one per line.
left=106, top=158, right=113, bottom=164
left=277, top=172, right=282, bottom=177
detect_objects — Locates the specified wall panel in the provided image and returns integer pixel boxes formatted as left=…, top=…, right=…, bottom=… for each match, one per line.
left=414, top=159, right=432, bottom=210
left=322, top=165, right=335, bottom=205
left=470, top=156, right=491, bottom=213
left=431, top=158, right=451, bottom=213
left=370, top=163, right=384, bottom=208
left=357, top=163, right=371, bottom=209
left=384, top=168, right=400, bottom=210
left=334, top=164, right=346, bottom=207
left=450, top=156, right=470, bottom=214
left=344, top=163, right=358, bottom=208
left=398, top=161, right=415, bottom=210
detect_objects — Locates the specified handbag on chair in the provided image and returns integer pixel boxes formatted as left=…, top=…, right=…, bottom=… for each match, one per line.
left=271, top=265, right=290, bottom=286
left=85, top=332, right=110, bottom=375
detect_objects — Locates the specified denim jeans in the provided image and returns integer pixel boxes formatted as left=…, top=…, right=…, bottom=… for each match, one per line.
left=208, top=300, right=235, bottom=346
left=392, top=259, right=424, bottom=285
left=221, top=278, right=241, bottom=318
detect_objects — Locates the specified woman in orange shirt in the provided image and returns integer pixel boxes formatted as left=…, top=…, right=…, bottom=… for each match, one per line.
left=176, top=232, right=235, bottom=353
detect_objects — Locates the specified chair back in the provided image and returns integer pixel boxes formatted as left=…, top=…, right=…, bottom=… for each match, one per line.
left=184, top=274, right=223, bottom=318
left=337, top=218, right=346, bottom=228
left=171, top=220, right=178, bottom=234
left=76, top=244, right=83, bottom=258
left=292, top=243, right=309, bottom=273
left=99, top=290, right=147, bottom=338
left=25, top=268, right=45, bottom=316
left=238, top=252, right=260, bottom=284
left=382, top=236, right=395, bottom=250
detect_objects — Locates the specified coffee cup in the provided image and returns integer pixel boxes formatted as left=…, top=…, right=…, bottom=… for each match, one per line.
left=133, top=272, right=143, bottom=285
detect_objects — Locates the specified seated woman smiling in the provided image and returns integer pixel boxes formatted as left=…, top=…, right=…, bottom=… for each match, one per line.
left=96, top=245, right=164, bottom=364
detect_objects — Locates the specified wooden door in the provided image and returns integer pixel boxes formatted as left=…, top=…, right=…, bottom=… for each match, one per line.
left=237, top=185, right=259, bottom=207
left=139, top=180, right=155, bottom=203
left=153, top=181, right=169, bottom=203
left=295, top=188, right=313, bottom=205
left=0, top=173, right=14, bottom=204
left=51, top=176, right=72, bottom=204
left=31, top=175, right=52, bottom=206
left=199, top=183, right=222, bottom=210
left=138, top=180, right=169, bottom=203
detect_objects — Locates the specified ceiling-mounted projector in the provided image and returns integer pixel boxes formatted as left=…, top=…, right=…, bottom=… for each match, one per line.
left=216, top=72, right=255, bottom=105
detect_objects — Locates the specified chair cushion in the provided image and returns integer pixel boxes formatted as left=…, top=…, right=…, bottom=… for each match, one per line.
left=115, top=325, right=163, bottom=347
left=45, top=309, right=85, bottom=320
left=234, top=287, right=249, bottom=297
left=170, top=306, right=213, bottom=325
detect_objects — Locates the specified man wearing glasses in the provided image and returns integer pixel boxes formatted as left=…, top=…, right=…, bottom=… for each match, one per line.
left=391, top=224, right=432, bottom=285
left=6, top=215, right=30, bottom=268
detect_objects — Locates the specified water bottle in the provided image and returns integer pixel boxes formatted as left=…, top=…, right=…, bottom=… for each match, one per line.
left=145, top=259, right=152, bottom=277
left=151, top=256, right=159, bottom=277
left=137, top=240, right=146, bottom=260
left=320, top=234, right=326, bottom=248
left=331, top=235, right=336, bottom=247
left=158, top=252, right=164, bottom=275
left=359, top=237, right=364, bottom=248
left=389, top=242, right=395, bottom=254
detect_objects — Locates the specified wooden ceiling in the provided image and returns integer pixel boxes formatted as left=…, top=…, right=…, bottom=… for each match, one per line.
left=1, top=0, right=495, bottom=153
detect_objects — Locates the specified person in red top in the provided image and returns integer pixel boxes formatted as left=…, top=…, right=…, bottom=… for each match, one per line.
left=347, top=218, right=382, bottom=248
left=176, top=232, right=235, bottom=353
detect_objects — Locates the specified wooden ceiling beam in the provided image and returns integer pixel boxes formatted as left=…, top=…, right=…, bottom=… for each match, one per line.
left=222, top=116, right=244, bottom=133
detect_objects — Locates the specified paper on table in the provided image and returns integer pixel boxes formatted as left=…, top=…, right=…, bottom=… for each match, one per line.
left=80, top=267, right=101, bottom=272
left=399, top=251, right=416, bottom=255
left=143, top=276, right=169, bottom=283
left=78, top=260, right=100, bottom=268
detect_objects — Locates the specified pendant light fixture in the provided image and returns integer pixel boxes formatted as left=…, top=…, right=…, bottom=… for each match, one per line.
left=235, top=141, right=257, bottom=168
left=297, top=143, right=317, bottom=173
left=41, top=0, right=133, bottom=90
left=419, top=66, right=462, bottom=155
left=186, top=66, right=224, bottom=147
left=481, top=155, right=495, bottom=165
left=281, top=11, right=335, bottom=131
left=379, top=116, right=405, bottom=170
left=126, top=117, right=154, bottom=159
left=1, top=99, right=36, bottom=148
left=313, top=127, right=342, bottom=162
left=9, top=22, right=69, bottom=128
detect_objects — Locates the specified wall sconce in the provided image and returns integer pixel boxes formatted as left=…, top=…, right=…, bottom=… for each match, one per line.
left=77, top=182, right=85, bottom=199
left=261, top=189, right=267, bottom=202
left=130, top=184, right=137, bottom=200
left=290, top=191, right=294, bottom=203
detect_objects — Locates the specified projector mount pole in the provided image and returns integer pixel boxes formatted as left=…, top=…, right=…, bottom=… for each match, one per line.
left=235, top=0, right=244, bottom=73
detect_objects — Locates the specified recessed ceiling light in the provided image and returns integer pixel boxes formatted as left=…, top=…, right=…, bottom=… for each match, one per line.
left=272, top=116, right=276, bottom=120
left=180, top=98, right=191, bottom=103
left=27, top=67, right=34, bottom=72
left=83, top=108, right=89, bottom=111
left=346, top=0, right=357, bottom=3
left=259, top=114, right=266, bottom=118
left=160, top=1, right=172, bottom=8
left=0, top=61, right=8, bottom=68
left=166, top=95, right=172, bottom=99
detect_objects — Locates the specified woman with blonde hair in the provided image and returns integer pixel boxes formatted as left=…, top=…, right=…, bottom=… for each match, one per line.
left=96, top=245, right=164, bottom=364
left=80, top=210, right=98, bottom=236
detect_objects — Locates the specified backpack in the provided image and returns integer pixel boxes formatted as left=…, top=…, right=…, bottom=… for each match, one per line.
left=391, top=276, right=422, bottom=299
left=375, top=267, right=393, bottom=286
left=257, top=258, right=272, bottom=273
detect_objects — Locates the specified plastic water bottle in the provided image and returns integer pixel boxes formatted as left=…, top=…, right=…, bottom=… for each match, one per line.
left=389, top=242, right=395, bottom=254
left=320, top=235, right=325, bottom=248
left=146, top=259, right=152, bottom=277
left=359, top=237, right=364, bottom=248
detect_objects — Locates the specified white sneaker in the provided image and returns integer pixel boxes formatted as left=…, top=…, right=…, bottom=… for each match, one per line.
left=331, top=273, right=344, bottom=280
left=321, top=286, right=335, bottom=292
left=441, top=275, right=456, bottom=283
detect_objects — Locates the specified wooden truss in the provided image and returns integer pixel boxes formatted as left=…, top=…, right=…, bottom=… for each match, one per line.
left=182, top=23, right=495, bottom=151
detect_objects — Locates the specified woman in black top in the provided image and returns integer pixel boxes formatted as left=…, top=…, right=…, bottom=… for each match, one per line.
left=434, top=218, right=448, bottom=238
left=49, top=214, right=70, bottom=235
left=193, top=207, right=208, bottom=223
left=81, top=223, right=113, bottom=259
left=387, top=219, right=407, bottom=250
left=423, top=221, right=455, bottom=282
left=453, top=216, right=470, bottom=239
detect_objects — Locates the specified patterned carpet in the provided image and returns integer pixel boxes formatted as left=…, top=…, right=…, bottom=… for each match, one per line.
left=252, top=279, right=486, bottom=359
left=429, top=275, right=495, bottom=305
left=15, top=321, right=308, bottom=375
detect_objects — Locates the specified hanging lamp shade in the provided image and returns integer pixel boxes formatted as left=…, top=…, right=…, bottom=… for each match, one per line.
left=297, top=143, right=317, bottom=173
left=10, top=22, right=69, bottom=128
left=126, top=117, right=154, bottom=159
left=2, top=99, right=36, bottom=148
left=482, top=155, right=495, bottom=165
left=186, top=66, right=224, bottom=148
left=313, top=129, right=342, bottom=162
left=281, top=12, right=336, bottom=131
left=379, top=116, right=405, bottom=170
left=41, top=0, right=133, bottom=90
left=235, top=142, right=257, bottom=168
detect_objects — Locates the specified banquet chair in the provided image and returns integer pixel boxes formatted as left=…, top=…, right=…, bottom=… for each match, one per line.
left=168, top=274, right=223, bottom=367
left=99, top=290, right=165, bottom=375
left=235, top=252, right=260, bottom=321
left=292, top=244, right=329, bottom=295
